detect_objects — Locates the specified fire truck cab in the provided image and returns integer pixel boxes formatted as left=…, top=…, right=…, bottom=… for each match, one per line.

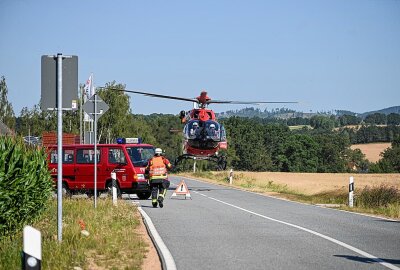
left=48, top=138, right=154, bottom=199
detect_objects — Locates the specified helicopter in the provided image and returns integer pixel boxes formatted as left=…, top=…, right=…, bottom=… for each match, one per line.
left=110, top=88, right=297, bottom=170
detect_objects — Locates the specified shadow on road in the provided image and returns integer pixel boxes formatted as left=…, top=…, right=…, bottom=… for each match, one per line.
left=334, top=255, right=400, bottom=265
left=373, top=219, right=400, bottom=223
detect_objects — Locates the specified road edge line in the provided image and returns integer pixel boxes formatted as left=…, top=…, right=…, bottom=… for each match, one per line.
left=137, top=206, right=177, bottom=270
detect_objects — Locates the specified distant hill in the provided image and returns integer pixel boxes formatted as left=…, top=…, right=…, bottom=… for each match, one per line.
left=358, top=106, right=400, bottom=118
left=216, top=107, right=333, bottom=119
left=216, top=106, right=400, bottom=120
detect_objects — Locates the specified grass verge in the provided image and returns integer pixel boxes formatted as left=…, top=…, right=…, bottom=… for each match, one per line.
left=0, top=198, right=147, bottom=270
left=182, top=171, right=400, bottom=219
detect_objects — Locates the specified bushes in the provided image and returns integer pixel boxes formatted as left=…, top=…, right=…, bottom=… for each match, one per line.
left=357, top=185, right=399, bottom=208
left=0, top=136, right=53, bottom=239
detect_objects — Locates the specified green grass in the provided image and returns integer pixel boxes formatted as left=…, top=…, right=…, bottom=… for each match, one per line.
left=0, top=199, right=147, bottom=270
left=186, top=171, right=400, bottom=219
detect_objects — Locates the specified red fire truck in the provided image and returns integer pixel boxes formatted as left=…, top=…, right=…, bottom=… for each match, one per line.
left=47, top=138, right=154, bottom=199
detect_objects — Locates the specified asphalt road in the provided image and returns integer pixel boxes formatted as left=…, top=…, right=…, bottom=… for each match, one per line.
left=134, top=175, right=400, bottom=270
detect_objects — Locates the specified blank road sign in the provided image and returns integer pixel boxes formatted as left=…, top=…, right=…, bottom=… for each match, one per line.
left=83, top=95, right=110, bottom=120
left=41, top=55, right=78, bottom=110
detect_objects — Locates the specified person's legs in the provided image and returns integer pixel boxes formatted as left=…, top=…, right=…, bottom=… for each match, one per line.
left=151, top=183, right=158, bottom=207
left=157, top=181, right=167, bottom=208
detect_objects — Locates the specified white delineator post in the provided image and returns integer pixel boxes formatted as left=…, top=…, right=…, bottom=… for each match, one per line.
left=23, top=226, right=41, bottom=270
left=349, top=176, right=354, bottom=208
left=193, top=157, right=197, bottom=173
left=111, top=171, right=117, bottom=206
left=229, top=169, right=233, bottom=185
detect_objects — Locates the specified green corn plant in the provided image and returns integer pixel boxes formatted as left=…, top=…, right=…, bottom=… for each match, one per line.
left=0, top=136, right=53, bottom=239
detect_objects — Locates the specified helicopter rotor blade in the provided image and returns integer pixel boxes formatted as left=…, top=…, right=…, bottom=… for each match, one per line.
left=101, top=87, right=298, bottom=105
left=104, top=88, right=198, bottom=103
left=208, top=100, right=298, bottom=105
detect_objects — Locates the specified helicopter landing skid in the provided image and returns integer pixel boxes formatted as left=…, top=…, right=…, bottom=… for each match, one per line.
left=175, top=154, right=227, bottom=171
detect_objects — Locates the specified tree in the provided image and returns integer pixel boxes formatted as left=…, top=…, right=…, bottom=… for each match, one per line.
left=141, top=114, right=182, bottom=161
left=373, top=136, right=400, bottom=173
left=310, top=115, right=336, bottom=130
left=97, top=82, right=132, bottom=143
left=314, top=132, right=350, bottom=172
left=263, top=123, right=291, bottom=170
left=279, top=134, right=319, bottom=172
left=223, top=117, right=273, bottom=171
left=0, top=76, right=15, bottom=130
left=387, top=113, right=400, bottom=126
left=338, top=114, right=361, bottom=126
left=16, top=105, right=62, bottom=136
left=364, top=113, right=387, bottom=125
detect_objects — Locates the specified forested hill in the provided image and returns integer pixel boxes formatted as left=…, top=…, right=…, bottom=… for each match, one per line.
left=217, top=106, right=400, bottom=119
left=359, top=106, right=400, bottom=118
left=217, top=107, right=324, bottom=119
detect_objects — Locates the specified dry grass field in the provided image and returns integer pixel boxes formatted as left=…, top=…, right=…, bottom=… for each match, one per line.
left=229, top=171, right=400, bottom=195
left=184, top=171, right=400, bottom=218
left=351, top=143, right=391, bottom=162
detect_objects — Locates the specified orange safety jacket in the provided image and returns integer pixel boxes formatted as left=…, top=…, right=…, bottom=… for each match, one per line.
left=147, top=156, right=172, bottom=181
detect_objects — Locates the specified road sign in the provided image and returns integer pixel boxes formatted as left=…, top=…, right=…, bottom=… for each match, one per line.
left=82, top=95, right=109, bottom=120
left=41, top=55, right=78, bottom=110
left=171, top=180, right=191, bottom=199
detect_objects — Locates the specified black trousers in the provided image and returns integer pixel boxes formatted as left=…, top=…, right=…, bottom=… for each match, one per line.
left=150, top=180, right=169, bottom=202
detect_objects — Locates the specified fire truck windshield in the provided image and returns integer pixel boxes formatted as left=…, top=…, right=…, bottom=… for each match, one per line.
left=126, top=146, right=155, bottom=167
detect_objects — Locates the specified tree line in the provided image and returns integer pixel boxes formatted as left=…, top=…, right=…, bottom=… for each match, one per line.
left=1, top=77, right=399, bottom=173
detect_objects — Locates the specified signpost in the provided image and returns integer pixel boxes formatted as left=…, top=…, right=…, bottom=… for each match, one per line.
left=41, top=53, right=78, bottom=242
left=83, top=94, right=109, bottom=208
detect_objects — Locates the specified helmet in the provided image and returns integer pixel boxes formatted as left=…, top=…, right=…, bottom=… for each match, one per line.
left=210, top=124, right=215, bottom=129
left=193, top=122, right=199, bottom=127
left=155, top=148, right=162, bottom=155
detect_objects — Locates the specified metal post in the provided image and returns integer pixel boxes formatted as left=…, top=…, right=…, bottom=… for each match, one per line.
left=94, top=94, right=98, bottom=208
left=111, top=171, right=117, bottom=206
left=349, top=176, right=354, bottom=208
left=79, top=85, right=83, bottom=144
left=229, top=169, right=233, bottom=185
left=56, top=53, right=63, bottom=242
left=193, top=157, right=196, bottom=173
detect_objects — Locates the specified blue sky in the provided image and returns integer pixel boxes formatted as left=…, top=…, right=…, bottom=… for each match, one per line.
left=1, top=0, right=399, bottom=115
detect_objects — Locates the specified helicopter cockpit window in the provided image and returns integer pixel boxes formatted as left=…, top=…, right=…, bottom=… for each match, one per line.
left=205, top=121, right=220, bottom=140
left=187, top=120, right=200, bottom=139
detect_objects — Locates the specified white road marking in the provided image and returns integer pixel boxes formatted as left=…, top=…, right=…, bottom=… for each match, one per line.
left=194, top=190, right=400, bottom=270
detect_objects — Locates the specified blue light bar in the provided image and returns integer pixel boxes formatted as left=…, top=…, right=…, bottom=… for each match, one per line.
left=116, top=138, right=142, bottom=144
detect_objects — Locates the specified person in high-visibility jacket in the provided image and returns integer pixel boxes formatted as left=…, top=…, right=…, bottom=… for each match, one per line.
left=146, top=148, right=172, bottom=208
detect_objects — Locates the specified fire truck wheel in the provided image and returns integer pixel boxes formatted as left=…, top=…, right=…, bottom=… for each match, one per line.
left=137, top=192, right=151, bottom=200
left=106, top=181, right=122, bottom=198
left=62, top=183, right=72, bottom=198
